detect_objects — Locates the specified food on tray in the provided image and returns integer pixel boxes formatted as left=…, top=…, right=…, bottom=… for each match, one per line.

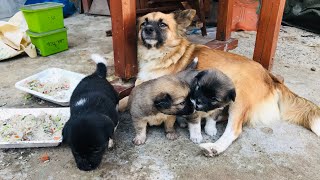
left=0, top=112, right=68, bottom=142
left=25, top=78, right=70, bottom=99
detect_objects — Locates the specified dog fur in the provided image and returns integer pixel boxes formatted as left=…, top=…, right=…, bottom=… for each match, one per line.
left=180, top=69, right=236, bottom=143
left=120, top=9, right=320, bottom=156
left=62, top=54, right=119, bottom=170
left=128, top=70, right=195, bottom=145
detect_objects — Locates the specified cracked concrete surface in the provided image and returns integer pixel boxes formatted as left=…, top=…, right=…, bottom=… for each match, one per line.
left=0, top=14, right=320, bottom=180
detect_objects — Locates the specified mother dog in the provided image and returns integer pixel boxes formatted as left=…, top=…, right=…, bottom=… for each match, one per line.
left=121, top=9, right=320, bottom=156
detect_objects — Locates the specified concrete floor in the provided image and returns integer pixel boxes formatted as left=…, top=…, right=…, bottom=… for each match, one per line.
left=0, top=14, right=320, bottom=180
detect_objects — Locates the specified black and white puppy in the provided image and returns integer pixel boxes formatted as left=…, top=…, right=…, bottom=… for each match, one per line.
left=62, top=54, right=119, bottom=171
left=176, top=69, right=236, bottom=143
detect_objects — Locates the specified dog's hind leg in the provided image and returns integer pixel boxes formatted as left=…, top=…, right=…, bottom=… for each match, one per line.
left=199, top=103, right=249, bottom=156
left=164, top=115, right=178, bottom=140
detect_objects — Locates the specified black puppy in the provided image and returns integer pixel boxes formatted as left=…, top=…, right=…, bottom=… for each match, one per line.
left=62, top=54, right=119, bottom=171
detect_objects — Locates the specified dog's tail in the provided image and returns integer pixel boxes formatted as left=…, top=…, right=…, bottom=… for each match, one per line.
left=274, top=75, right=320, bottom=136
left=91, top=54, right=107, bottom=79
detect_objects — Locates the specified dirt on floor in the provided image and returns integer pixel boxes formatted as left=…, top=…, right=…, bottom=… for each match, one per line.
left=0, top=14, right=320, bottom=180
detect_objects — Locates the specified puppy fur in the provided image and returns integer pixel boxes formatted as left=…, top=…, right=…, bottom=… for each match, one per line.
left=126, top=9, right=320, bottom=156
left=177, top=69, right=236, bottom=143
left=128, top=72, right=194, bottom=145
left=62, top=54, right=119, bottom=171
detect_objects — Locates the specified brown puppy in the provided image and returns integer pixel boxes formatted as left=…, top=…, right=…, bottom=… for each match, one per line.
left=128, top=9, right=320, bottom=156
left=128, top=72, right=195, bottom=145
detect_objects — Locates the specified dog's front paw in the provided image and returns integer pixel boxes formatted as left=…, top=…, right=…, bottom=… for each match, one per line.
left=205, top=126, right=217, bottom=137
left=199, top=143, right=222, bottom=157
left=133, top=136, right=146, bottom=145
left=108, top=138, right=114, bottom=149
left=190, top=133, right=203, bottom=144
left=166, top=132, right=178, bottom=140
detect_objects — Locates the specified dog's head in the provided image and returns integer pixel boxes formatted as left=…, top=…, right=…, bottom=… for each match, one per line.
left=190, top=70, right=236, bottom=112
left=153, top=78, right=194, bottom=115
left=62, top=114, right=114, bottom=171
left=137, top=9, right=196, bottom=49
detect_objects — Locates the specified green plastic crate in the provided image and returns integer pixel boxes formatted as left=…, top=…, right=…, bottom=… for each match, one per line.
left=27, top=28, right=68, bottom=56
left=20, top=2, right=64, bottom=33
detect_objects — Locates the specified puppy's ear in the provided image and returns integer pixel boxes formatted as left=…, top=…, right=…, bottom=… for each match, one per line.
left=173, top=9, right=196, bottom=29
left=195, top=70, right=208, bottom=80
left=154, top=93, right=172, bottom=109
left=62, top=120, right=70, bottom=144
left=228, top=89, right=236, bottom=102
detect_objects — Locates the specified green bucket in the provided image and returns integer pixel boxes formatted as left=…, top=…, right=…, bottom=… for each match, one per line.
left=27, top=28, right=68, bottom=56
left=20, top=2, right=64, bottom=33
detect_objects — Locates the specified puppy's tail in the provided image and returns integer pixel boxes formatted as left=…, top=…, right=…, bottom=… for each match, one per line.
left=91, top=54, right=107, bottom=79
left=274, top=76, right=320, bottom=136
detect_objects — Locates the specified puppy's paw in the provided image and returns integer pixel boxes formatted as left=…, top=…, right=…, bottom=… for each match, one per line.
left=205, top=126, right=217, bottom=137
left=166, top=132, right=178, bottom=140
left=178, top=121, right=188, bottom=128
left=133, top=136, right=146, bottom=145
left=108, top=139, right=114, bottom=150
left=190, top=134, right=203, bottom=144
left=199, top=143, right=221, bottom=157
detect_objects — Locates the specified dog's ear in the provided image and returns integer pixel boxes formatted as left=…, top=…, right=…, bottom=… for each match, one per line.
left=173, top=9, right=196, bottom=29
left=62, top=120, right=70, bottom=144
left=154, top=93, right=172, bottom=109
left=195, top=70, right=208, bottom=81
left=227, top=88, right=236, bottom=102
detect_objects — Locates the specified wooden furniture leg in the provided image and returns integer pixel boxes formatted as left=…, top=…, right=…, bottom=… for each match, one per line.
left=82, top=0, right=93, bottom=13
left=110, top=0, right=138, bottom=79
left=109, top=0, right=137, bottom=98
left=205, top=0, right=238, bottom=51
left=253, top=0, right=286, bottom=70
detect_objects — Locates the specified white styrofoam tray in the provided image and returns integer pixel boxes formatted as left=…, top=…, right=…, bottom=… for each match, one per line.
left=15, top=68, right=85, bottom=106
left=0, top=108, right=70, bottom=148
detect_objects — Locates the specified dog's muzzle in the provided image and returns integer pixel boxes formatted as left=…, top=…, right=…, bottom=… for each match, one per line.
left=142, top=25, right=157, bottom=43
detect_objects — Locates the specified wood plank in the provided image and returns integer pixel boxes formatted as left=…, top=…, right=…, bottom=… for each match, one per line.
left=137, top=6, right=179, bottom=14
left=253, top=0, right=286, bottom=70
left=205, top=38, right=238, bottom=51
left=216, top=0, right=234, bottom=41
left=110, top=0, right=138, bottom=79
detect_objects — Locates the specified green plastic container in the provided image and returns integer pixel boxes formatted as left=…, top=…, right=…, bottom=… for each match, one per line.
left=27, top=28, right=68, bottom=56
left=20, top=2, right=64, bottom=33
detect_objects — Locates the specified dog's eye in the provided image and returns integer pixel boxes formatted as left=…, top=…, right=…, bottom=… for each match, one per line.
left=141, top=22, right=146, bottom=27
left=179, top=101, right=185, bottom=105
left=159, top=22, right=167, bottom=28
left=211, top=97, right=220, bottom=102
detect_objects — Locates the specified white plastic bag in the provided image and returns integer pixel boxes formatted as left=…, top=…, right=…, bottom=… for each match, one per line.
left=0, top=11, right=37, bottom=60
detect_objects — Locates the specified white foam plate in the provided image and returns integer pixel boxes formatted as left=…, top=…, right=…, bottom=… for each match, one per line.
left=15, top=68, right=85, bottom=106
left=0, top=108, right=70, bottom=148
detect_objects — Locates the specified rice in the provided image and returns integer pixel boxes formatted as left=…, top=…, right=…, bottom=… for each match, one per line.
left=0, top=112, right=68, bottom=142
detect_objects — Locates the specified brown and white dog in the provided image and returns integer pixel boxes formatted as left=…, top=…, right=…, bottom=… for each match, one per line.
left=120, top=9, right=320, bottom=156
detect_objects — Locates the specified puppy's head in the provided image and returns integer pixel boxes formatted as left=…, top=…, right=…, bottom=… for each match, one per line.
left=62, top=114, right=114, bottom=171
left=153, top=78, right=194, bottom=115
left=137, top=9, right=196, bottom=49
left=191, top=70, right=236, bottom=112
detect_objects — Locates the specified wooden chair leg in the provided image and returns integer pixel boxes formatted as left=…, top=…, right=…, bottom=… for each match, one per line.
left=253, top=0, right=286, bottom=70
left=82, top=0, right=93, bottom=13
left=188, top=0, right=207, bottom=36
left=109, top=0, right=138, bottom=80
left=199, top=0, right=207, bottom=36
left=215, top=0, right=234, bottom=41
left=205, top=0, right=238, bottom=51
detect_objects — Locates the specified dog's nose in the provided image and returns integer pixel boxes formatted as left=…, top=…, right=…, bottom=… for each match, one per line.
left=144, top=25, right=154, bottom=35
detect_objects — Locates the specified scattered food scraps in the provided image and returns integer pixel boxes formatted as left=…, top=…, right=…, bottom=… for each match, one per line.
left=40, top=153, right=50, bottom=162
